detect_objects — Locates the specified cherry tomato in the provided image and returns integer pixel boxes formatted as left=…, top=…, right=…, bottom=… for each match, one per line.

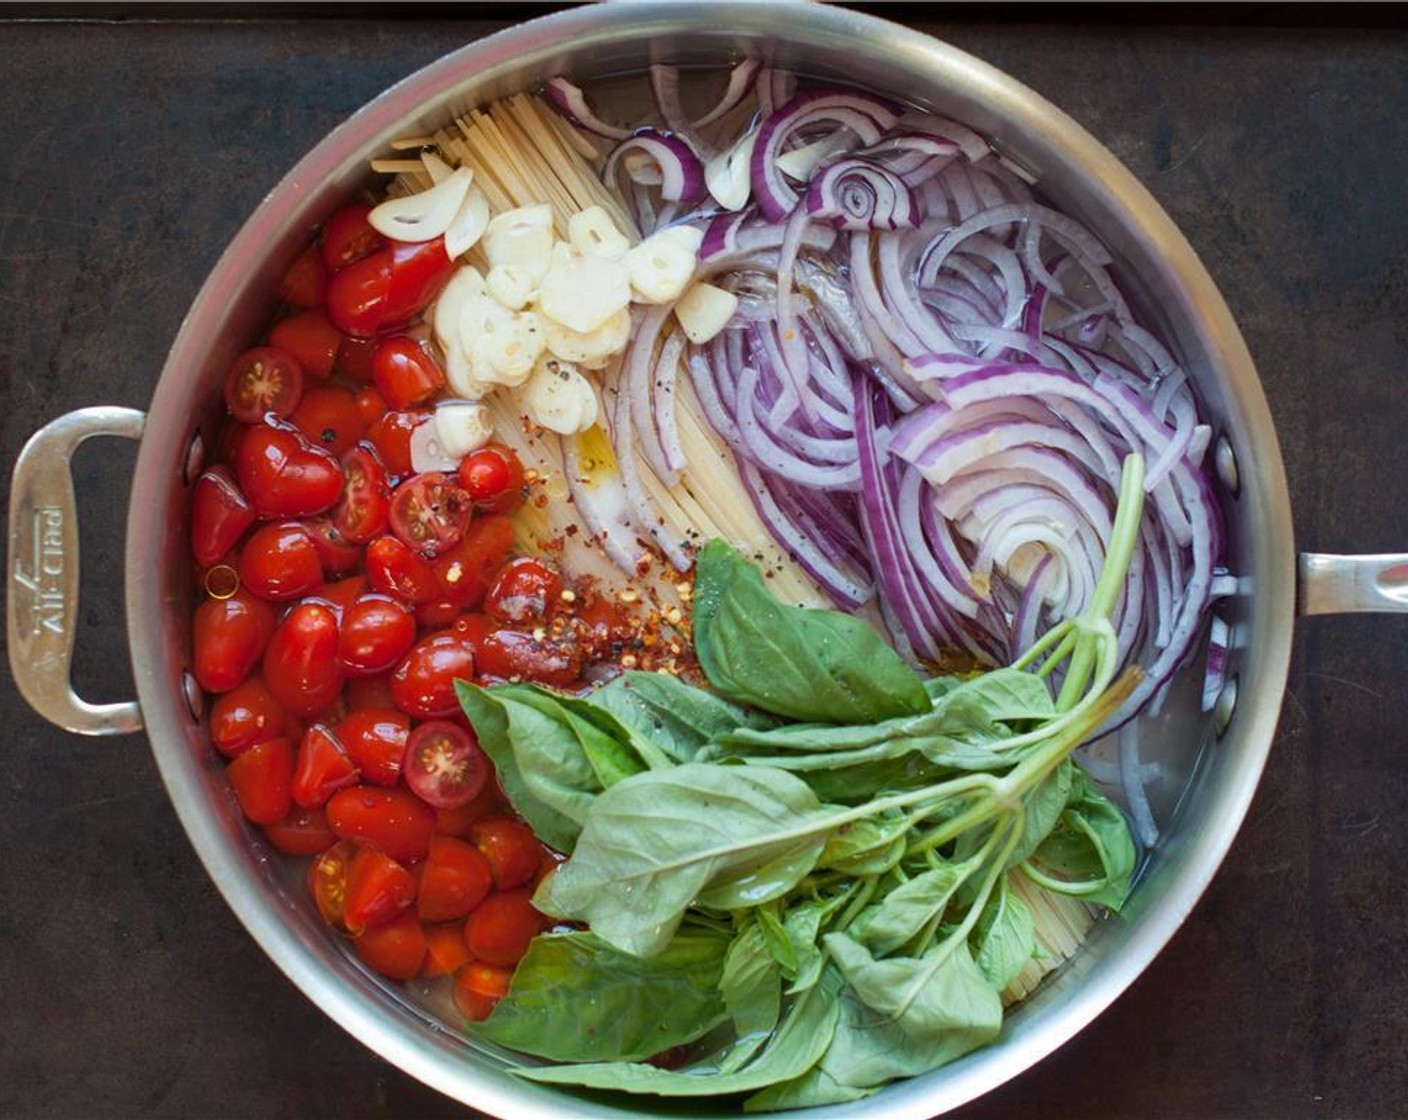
left=290, top=385, right=366, bottom=458
left=310, top=838, right=360, bottom=931
left=193, top=589, right=276, bottom=693
left=403, top=721, right=490, bottom=810
left=364, top=409, right=428, bottom=477
left=325, top=251, right=391, bottom=339
left=236, top=423, right=343, bottom=520
left=433, top=781, right=507, bottom=838
left=484, top=557, right=563, bottom=625
left=263, top=602, right=343, bottom=717
left=576, top=593, right=636, bottom=651
left=334, top=708, right=410, bottom=788
left=421, top=922, right=472, bottom=978
left=345, top=672, right=397, bottom=712
left=338, top=335, right=379, bottom=384
left=223, top=346, right=304, bottom=424
left=389, top=473, right=472, bottom=559
left=354, top=910, right=426, bottom=980
left=532, top=848, right=568, bottom=892
left=337, top=594, right=416, bottom=676
left=450, top=612, right=495, bottom=649
left=344, top=846, right=416, bottom=934
left=291, top=723, right=360, bottom=808
left=190, top=466, right=255, bottom=568
left=353, top=385, right=386, bottom=426
left=278, top=243, right=328, bottom=308
left=321, top=203, right=384, bottom=273
left=332, top=446, right=390, bottom=544
left=463, top=889, right=541, bottom=967
left=226, top=736, right=294, bottom=826
left=302, top=516, right=363, bottom=577
left=365, top=535, right=439, bottom=604
left=415, top=597, right=463, bottom=631
left=263, top=805, right=336, bottom=857
left=269, top=308, right=341, bottom=382
left=209, top=676, right=288, bottom=759
left=458, top=444, right=527, bottom=515
left=326, top=238, right=454, bottom=339
left=431, top=514, right=516, bottom=612
left=469, top=815, right=544, bottom=891
left=371, top=336, right=447, bottom=409
left=316, top=575, right=367, bottom=613
left=391, top=633, right=475, bottom=719
left=418, top=835, right=493, bottom=922
left=239, top=522, right=323, bottom=601
left=452, top=961, right=514, bottom=1022
left=326, top=786, right=437, bottom=863
left=474, top=629, right=581, bottom=689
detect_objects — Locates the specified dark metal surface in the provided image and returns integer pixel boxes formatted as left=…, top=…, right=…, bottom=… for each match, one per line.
left=1, top=9, right=1404, bottom=1119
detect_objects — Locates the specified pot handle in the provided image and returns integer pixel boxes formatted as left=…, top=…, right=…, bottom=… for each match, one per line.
left=1298, top=553, right=1408, bottom=615
left=8, top=406, right=147, bottom=735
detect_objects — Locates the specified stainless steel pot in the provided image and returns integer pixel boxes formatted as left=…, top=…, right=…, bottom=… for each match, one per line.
left=7, top=5, right=1407, bottom=1118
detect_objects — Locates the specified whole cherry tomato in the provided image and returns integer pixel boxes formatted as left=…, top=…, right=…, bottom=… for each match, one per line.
left=344, top=673, right=397, bottom=712
left=193, top=589, right=276, bottom=693
left=290, top=385, right=367, bottom=458
left=463, top=889, right=542, bottom=967
left=326, top=786, right=437, bottom=863
left=414, top=597, right=463, bottom=631
left=364, top=409, right=428, bottom=478
left=332, top=446, right=390, bottom=545
left=418, top=835, right=493, bottom=922
left=388, top=472, right=472, bottom=559
left=354, top=910, right=427, bottom=980
left=432, top=780, right=507, bottom=839
left=321, top=203, right=384, bottom=274
left=391, top=633, right=475, bottom=718
left=315, top=575, right=368, bottom=613
left=343, top=845, right=416, bottom=934
left=239, top=522, right=323, bottom=601
left=458, top=444, right=527, bottom=515
left=431, top=514, right=516, bottom=612
left=262, top=805, right=336, bottom=857
left=268, top=308, right=340, bottom=382
left=449, top=612, right=495, bottom=649
left=190, top=466, right=255, bottom=568
left=337, top=335, right=379, bottom=384
left=291, top=723, right=360, bottom=808
left=302, top=516, right=363, bottom=577
left=263, top=602, right=343, bottom=717
left=338, top=594, right=416, bottom=676
left=469, top=815, right=544, bottom=891
left=209, top=676, right=288, bottom=759
left=278, top=244, right=328, bottom=308
left=226, top=736, right=294, bottom=825
left=484, top=557, right=563, bottom=625
left=365, top=535, right=439, bottom=604
left=371, top=336, right=447, bottom=409
left=326, top=238, right=454, bottom=339
left=453, top=961, right=514, bottom=1022
left=223, top=346, right=304, bottom=424
left=236, top=423, right=343, bottom=519
left=334, top=708, right=410, bottom=788
left=474, top=629, right=581, bottom=689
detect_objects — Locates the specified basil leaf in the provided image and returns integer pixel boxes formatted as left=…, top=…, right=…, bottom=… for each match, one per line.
left=717, top=921, right=783, bottom=1073
left=474, top=929, right=728, bottom=1062
left=1005, top=757, right=1075, bottom=868
left=817, top=813, right=910, bottom=876
left=692, top=539, right=929, bottom=724
left=1023, top=770, right=1137, bottom=910
left=971, top=877, right=1036, bottom=990
left=589, top=671, right=777, bottom=763
left=854, top=856, right=982, bottom=956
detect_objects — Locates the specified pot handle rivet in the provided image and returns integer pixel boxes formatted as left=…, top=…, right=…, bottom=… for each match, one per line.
left=7, top=407, right=146, bottom=735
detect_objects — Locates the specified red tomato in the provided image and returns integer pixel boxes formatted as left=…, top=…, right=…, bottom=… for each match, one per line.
left=338, top=594, right=416, bottom=676
left=263, top=602, right=344, bottom=717
left=475, top=629, right=581, bottom=689
left=576, top=593, right=637, bottom=651
left=316, top=575, right=367, bottom=613
left=209, top=676, right=287, bottom=759
left=389, top=473, right=472, bottom=559
left=239, top=521, right=323, bottom=601
left=226, top=736, right=294, bottom=825
left=291, top=723, right=360, bottom=808
left=365, top=535, right=439, bottom=604
left=391, top=633, right=475, bottom=719
left=432, top=514, right=516, bottom=612
left=352, top=384, right=386, bottom=425
left=326, top=239, right=454, bottom=339
left=418, top=836, right=493, bottom=922
left=193, top=590, right=276, bottom=693
left=321, top=203, right=384, bottom=273
left=354, top=910, right=426, bottom=980
left=332, top=446, right=390, bottom=544
left=345, top=672, right=397, bottom=712
left=371, top=336, right=447, bottom=409
left=224, top=346, right=304, bottom=424
left=463, top=889, right=541, bottom=967
left=325, top=251, right=391, bottom=338
left=338, top=335, right=379, bottom=385
left=326, top=786, right=437, bottom=863
left=484, top=557, right=563, bottom=625
left=235, top=423, right=343, bottom=519
left=458, top=444, right=527, bottom=515
left=335, top=708, right=410, bottom=788
left=433, top=781, right=506, bottom=838
left=269, top=308, right=341, bottom=382
left=263, top=805, right=336, bottom=857
left=310, top=838, right=360, bottom=931
left=302, top=516, right=363, bottom=576
left=364, top=409, right=428, bottom=477
left=403, top=721, right=490, bottom=810
left=344, top=846, right=416, bottom=934
left=421, top=922, right=472, bottom=978
left=452, top=961, right=514, bottom=1022
left=290, top=385, right=366, bottom=459
left=469, top=815, right=544, bottom=891
left=190, top=466, right=255, bottom=568
left=415, top=597, right=463, bottom=631
left=278, top=243, right=328, bottom=308
left=450, top=612, right=495, bottom=649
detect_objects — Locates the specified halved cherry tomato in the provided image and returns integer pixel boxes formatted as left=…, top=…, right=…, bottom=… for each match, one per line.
left=334, top=708, right=409, bottom=788
left=344, top=672, right=397, bottom=712
left=403, top=721, right=490, bottom=810
left=269, top=308, right=341, bottom=382
left=321, top=203, right=384, bottom=274
left=310, top=838, right=360, bottom=931
left=290, top=385, right=366, bottom=458
left=193, top=590, right=276, bottom=693
left=226, top=736, right=294, bottom=825
left=263, top=602, right=343, bottom=717
left=484, top=557, right=563, bottom=625
left=291, top=723, right=360, bottom=808
left=278, top=243, right=328, bottom=308
left=421, top=922, right=472, bottom=978
left=224, top=346, right=304, bottom=424
left=302, top=516, right=363, bottom=576
left=469, top=815, right=544, bottom=891
left=389, top=472, right=472, bottom=559
left=431, top=514, right=516, bottom=612
left=209, top=676, right=287, bottom=759
left=463, top=889, right=541, bottom=967
left=452, top=961, right=514, bottom=1022
left=371, top=336, right=447, bottom=409
left=239, top=522, right=323, bottom=601
left=354, top=910, right=426, bottom=980
left=364, top=409, right=428, bottom=477
left=236, top=423, right=343, bottom=520
left=326, top=238, right=454, bottom=339
left=332, top=446, right=390, bottom=544
left=344, top=846, right=416, bottom=934
left=474, top=629, right=581, bottom=689
left=338, top=594, right=415, bottom=676
left=391, top=633, right=475, bottom=719
left=326, top=786, right=437, bottom=863
left=365, top=535, right=439, bottom=604
left=263, top=805, right=336, bottom=857
left=458, top=444, right=527, bottom=515
left=418, top=835, right=493, bottom=922
left=190, top=466, right=255, bottom=568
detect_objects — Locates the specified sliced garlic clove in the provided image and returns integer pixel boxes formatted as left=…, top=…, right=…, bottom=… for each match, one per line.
left=470, top=309, right=545, bottom=387
left=674, top=282, right=740, bottom=344
left=654, top=224, right=705, bottom=254
left=483, top=204, right=555, bottom=287
left=519, top=355, right=600, bottom=435
left=543, top=306, right=632, bottom=365
left=421, top=152, right=455, bottom=185
left=434, top=401, right=494, bottom=458
left=776, top=133, right=851, bottom=182
left=409, top=416, right=463, bottom=473
left=623, top=229, right=699, bottom=304
left=485, top=264, right=538, bottom=311
left=432, top=266, right=487, bottom=352
left=368, top=166, right=473, bottom=242
left=538, top=242, right=632, bottom=333
left=444, top=185, right=491, bottom=260
left=445, top=335, right=493, bottom=400
left=705, top=127, right=758, bottom=211
left=568, top=205, right=631, bottom=260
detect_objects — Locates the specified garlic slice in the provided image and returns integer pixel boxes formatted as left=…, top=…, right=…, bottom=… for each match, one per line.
left=434, top=401, right=494, bottom=458
left=432, top=266, right=487, bottom=352
left=519, top=355, right=600, bottom=434
left=623, top=227, right=701, bottom=304
left=485, top=264, right=537, bottom=311
left=470, top=309, right=545, bottom=387
left=445, top=337, right=493, bottom=400
left=445, top=185, right=491, bottom=259
left=368, top=167, right=473, bottom=242
left=538, top=242, right=632, bottom=333
left=421, top=152, right=455, bottom=185
left=568, top=206, right=631, bottom=260
left=409, top=417, right=462, bottom=473
left=705, top=127, right=759, bottom=211
left=543, top=306, right=632, bottom=366
left=674, top=282, right=739, bottom=344
left=483, top=204, right=555, bottom=287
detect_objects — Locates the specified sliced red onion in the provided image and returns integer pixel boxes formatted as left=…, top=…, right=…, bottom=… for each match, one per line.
left=544, top=76, right=633, bottom=141
left=693, top=58, right=763, bottom=129
left=805, top=158, right=920, bottom=231
left=603, top=129, right=707, bottom=207
left=1201, top=615, right=1230, bottom=713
